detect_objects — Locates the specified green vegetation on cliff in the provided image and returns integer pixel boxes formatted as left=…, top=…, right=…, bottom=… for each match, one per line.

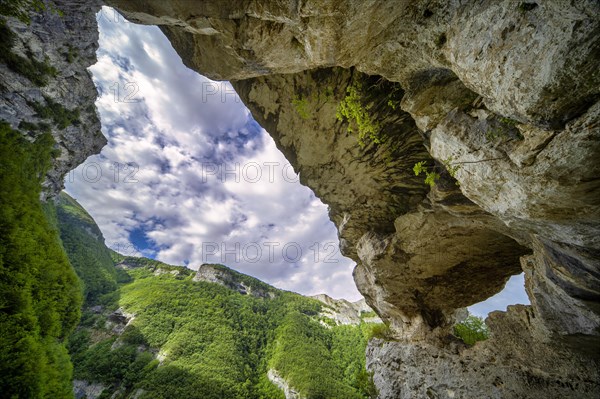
left=28, top=96, right=80, bottom=129
left=336, top=80, right=381, bottom=147
left=0, top=19, right=58, bottom=86
left=0, top=122, right=82, bottom=398
left=52, top=192, right=117, bottom=304
left=335, top=74, right=403, bottom=148
left=270, top=312, right=376, bottom=399
left=56, top=192, right=378, bottom=399
left=0, top=0, right=57, bottom=24
left=453, top=315, right=489, bottom=345
left=67, top=259, right=378, bottom=399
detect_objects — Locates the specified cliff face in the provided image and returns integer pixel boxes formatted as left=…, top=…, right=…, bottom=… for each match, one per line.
left=0, top=2, right=105, bottom=396
left=232, top=67, right=599, bottom=398
left=311, top=293, right=381, bottom=325
left=0, top=0, right=104, bottom=198
left=193, top=263, right=277, bottom=298
left=24, top=0, right=599, bottom=397
left=231, top=69, right=531, bottom=339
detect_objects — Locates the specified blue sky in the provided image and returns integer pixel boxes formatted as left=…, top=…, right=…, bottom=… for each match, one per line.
left=66, top=7, right=529, bottom=312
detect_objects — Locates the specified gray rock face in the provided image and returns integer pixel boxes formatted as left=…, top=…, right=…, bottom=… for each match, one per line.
left=193, top=264, right=276, bottom=298
left=15, top=0, right=599, bottom=397
left=107, top=0, right=599, bottom=129
left=106, top=307, right=135, bottom=335
left=0, top=0, right=104, bottom=199
left=232, top=68, right=535, bottom=342
left=368, top=305, right=600, bottom=399
left=267, top=369, right=304, bottom=399
left=231, top=69, right=430, bottom=257
left=311, top=293, right=381, bottom=325
left=73, top=380, right=106, bottom=399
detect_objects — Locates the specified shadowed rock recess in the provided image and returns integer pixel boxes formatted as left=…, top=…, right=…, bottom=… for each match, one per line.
left=12, top=0, right=598, bottom=397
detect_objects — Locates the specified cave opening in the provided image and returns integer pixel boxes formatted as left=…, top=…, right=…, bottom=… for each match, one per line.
left=2, top=2, right=598, bottom=398
left=468, top=273, right=529, bottom=318
left=69, top=6, right=532, bottom=318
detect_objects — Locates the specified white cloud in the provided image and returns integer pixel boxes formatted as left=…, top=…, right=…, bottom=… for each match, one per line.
left=66, top=7, right=361, bottom=301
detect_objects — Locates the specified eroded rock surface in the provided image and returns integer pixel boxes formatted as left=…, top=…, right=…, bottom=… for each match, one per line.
left=108, top=0, right=599, bottom=128
left=194, top=263, right=277, bottom=298
left=268, top=369, right=304, bottom=399
left=73, top=380, right=106, bottom=399
left=38, top=0, right=600, bottom=397
left=232, top=68, right=534, bottom=340
left=0, top=0, right=104, bottom=198
left=311, top=293, right=381, bottom=325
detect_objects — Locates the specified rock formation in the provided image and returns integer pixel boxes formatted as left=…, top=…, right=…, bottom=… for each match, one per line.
left=101, top=1, right=600, bottom=396
left=73, top=380, right=106, bottom=399
left=0, top=0, right=104, bottom=198
left=10, top=0, right=597, bottom=397
left=311, top=293, right=381, bottom=325
left=193, top=263, right=277, bottom=298
left=268, top=369, right=304, bottom=399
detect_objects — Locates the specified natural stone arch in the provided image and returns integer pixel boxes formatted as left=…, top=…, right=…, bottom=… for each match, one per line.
left=101, top=0, right=600, bottom=396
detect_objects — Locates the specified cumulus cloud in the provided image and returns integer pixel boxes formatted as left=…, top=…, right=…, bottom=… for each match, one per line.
left=66, top=7, right=361, bottom=300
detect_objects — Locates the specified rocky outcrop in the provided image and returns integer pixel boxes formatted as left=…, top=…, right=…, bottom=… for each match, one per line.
left=73, top=380, right=106, bottom=399
left=0, top=0, right=104, bottom=198
left=267, top=369, right=304, bottom=399
left=368, top=304, right=600, bottom=399
left=106, top=307, right=135, bottom=335
left=106, top=0, right=599, bottom=127
left=231, top=67, right=537, bottom=339
left=311, top=293, right=381, bottom=325
left=193, top=263, right=276, bottom=298
left=22, top=0, right=599, bottom=397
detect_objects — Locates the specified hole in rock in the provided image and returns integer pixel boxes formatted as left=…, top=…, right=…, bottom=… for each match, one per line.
left=468, top=273, right=530, bottom=318
left=65, top=7, right=361, bottom=301
left=518, top=2, right=538, bottom=12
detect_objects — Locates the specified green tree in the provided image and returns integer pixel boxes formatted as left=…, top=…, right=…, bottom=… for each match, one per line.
left=0, top=121, right=82, bottom=398
left=453, top=315, right=489, bottom=345
left=49, top=192, right=117, bottom=304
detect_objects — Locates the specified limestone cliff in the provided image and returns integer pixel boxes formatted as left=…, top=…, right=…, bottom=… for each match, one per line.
left=11, top=0, right=598, bottom=397
left=193, top=263, right=277, bottom=298
left=267, top=369, right=304, bottom=399
left=0, top=0, right=104, bottom=198
left=311, top=293, right=381, bottom=325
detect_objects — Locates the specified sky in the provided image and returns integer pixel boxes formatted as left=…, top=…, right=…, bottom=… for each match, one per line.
left=66, top=7, right=529, bottom=312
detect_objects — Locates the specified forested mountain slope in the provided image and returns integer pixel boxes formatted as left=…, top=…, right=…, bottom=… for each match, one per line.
left=51, top=192, right=379, bottom=399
